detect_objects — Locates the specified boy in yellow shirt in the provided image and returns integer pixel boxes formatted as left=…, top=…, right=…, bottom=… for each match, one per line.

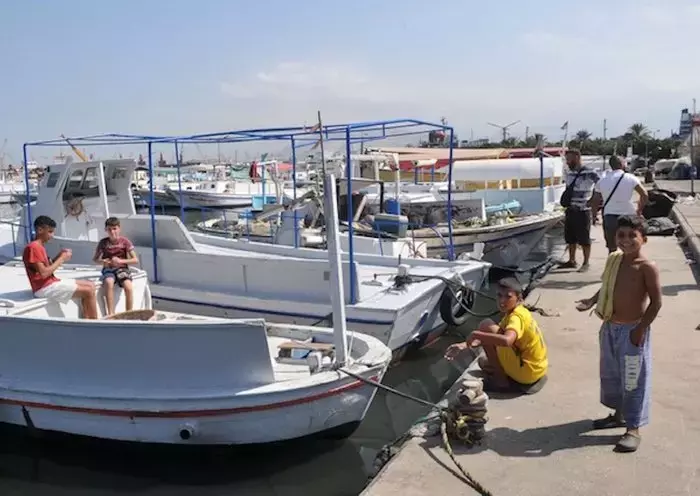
left=445, top=277, right=549, bottom=394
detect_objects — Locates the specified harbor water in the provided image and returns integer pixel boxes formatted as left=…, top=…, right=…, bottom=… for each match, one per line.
left=0, top=203, right=564, bottom=496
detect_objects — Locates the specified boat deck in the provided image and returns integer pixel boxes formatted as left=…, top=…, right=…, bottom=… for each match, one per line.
left=267, top=335, right=313, bottom=382
left=0, top=262, right=104, bottom=312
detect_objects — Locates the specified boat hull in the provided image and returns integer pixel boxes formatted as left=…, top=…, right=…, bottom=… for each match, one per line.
left=148, top=262, right=484, bottom=360
left=177, top=190, right=254, bottom=209
left=418, top=213, right=563, bottom=267
left=0, top=366, right=385, bottom=445
left=134, top=189, right=180, bottom=208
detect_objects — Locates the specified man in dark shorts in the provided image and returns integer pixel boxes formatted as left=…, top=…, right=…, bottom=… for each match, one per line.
left=92, top=217, right=139, bottom=315
left=561, top=149, right=600, bottom=272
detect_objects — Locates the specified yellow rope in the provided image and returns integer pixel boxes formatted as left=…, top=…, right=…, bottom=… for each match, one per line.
left=440, top=411, right=493, bottom=496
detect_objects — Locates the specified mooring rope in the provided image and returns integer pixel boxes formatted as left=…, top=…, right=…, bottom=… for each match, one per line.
left=339, top=368, right=493, bottom=496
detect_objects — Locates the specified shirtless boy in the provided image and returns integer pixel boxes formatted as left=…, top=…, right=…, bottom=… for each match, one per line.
left=576, top=215, right=662, bottom=453
left=445, top=277, right=548, bottom=394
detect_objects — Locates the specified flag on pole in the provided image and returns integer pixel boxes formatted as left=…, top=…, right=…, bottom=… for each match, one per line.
left=310, top=139, right=321, bottom=150
left=560, top=121, right=569, bottom=131
left=307, top=123, right=321, bottom=133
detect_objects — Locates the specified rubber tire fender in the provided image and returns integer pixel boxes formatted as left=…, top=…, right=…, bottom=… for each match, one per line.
left=439, top=285, right=475, bottom=327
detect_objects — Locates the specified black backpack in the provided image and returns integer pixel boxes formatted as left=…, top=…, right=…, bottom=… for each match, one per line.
left=560, top=169, right=583, bottom=208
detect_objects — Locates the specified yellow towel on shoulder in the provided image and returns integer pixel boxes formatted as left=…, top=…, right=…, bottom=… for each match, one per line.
left=594, top=251, right=623, bottom=320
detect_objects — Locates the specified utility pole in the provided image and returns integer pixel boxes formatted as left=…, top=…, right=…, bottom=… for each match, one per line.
left=692, top=99, right=696, bottom=195
left=525, top=126, right=530, bottom=141
left=602, top=118, right=608, bottom=171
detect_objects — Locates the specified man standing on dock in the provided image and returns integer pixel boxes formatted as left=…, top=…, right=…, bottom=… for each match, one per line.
left=560, top=149, right=600, bottom=272
left=592, top=155, right=649, bottom=253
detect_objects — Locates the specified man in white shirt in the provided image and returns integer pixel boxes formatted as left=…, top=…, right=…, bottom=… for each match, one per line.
left=592, top=156, right=649, bottom=253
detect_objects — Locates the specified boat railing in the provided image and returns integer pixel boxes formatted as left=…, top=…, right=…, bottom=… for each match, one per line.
left=0, top=218, right=28, bottom=257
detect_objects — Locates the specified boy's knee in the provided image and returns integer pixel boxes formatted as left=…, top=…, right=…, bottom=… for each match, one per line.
left=76, top=282, right=96, bottom=297
left=478, top=318, right=499, bottom=333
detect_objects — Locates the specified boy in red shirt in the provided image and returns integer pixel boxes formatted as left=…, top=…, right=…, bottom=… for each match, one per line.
left=22, top=215, right=98, bottom=319
left=92, top=217, right=139, bottom=315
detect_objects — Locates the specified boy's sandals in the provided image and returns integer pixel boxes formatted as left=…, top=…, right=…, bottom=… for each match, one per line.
left=577, top=263, right=590, bottom=273
left=615, top=432, right=641, bottom=453
left=592, top=414, right=626, bottom=430
left=558, top=260, right=578, bottom=269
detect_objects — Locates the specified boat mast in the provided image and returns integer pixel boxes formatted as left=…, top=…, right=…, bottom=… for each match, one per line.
left=323, top=172, right=349, bottom=365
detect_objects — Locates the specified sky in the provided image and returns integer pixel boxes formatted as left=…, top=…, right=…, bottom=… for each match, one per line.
left=0, top=0, right=698, bottom=163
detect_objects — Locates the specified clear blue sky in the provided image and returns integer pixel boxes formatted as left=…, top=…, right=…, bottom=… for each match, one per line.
left=0, top=0, right=696, bottom=163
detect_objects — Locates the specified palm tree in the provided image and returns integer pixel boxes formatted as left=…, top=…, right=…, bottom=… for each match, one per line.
left=575, top=129, right=592, bottom=141
left=628, top=123, right=650, bottom=140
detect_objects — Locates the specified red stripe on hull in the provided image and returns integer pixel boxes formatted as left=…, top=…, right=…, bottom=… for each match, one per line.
left=0, top=375, right=379, bottom=419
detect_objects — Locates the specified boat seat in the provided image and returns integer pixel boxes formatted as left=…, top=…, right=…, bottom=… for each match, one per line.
left=277, top=340, right=334, bottom=359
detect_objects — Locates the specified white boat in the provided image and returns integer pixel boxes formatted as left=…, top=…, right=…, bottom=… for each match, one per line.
left=0, top=261, right=391, bottom=445
left=348, top=155, right=565, bottom=266
left=174, top=179, right=307, bottom=210
left=0, top=174, right=36, bottom=205
left=3, top=159, right=491, bottom=356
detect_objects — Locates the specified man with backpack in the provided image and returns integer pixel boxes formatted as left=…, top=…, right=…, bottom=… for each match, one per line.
left=559, top=149, right=600, bottom=272
left=592, top=156, right=649, bottom=253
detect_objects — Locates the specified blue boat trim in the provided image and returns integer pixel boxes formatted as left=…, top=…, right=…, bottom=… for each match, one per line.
left=152, top=295, right=396, bottom=326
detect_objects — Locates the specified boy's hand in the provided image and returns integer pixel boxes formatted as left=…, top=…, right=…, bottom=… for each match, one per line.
left=629, top=326, right=647, bottom=347
left=110, top=256, right=122, bottom=266
left=467, top=337, right=482, bottom=348
left=59, top=249, right=72, bottom=261
left=575, top=298, right=594, bottom=311
left=444, top=342, right=467, bottom=361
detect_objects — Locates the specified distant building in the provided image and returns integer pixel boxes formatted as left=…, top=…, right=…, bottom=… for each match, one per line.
left=679, top=108, right=700, bottom=139
left=459, top=138, right=489, bottom=148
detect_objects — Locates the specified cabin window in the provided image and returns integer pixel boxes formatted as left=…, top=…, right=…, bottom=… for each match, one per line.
left=112, top=167, right=128, bottom=180
left=67, top=170, right=85, bottom=188
left=46, top=172, right=61, bottom=188
left=82, top=167, right=99, bottom=189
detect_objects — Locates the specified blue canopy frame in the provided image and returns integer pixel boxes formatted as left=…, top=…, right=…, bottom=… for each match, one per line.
left=22, top=118, right=457, bottom=305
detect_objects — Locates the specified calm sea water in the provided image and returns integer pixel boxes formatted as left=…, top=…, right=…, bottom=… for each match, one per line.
left=0, top=203, right=564, bottom=496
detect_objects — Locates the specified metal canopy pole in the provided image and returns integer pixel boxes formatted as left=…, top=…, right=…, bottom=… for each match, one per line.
left=147, top=141, right=159, bottom=283
left=446, top=128, right=455, bottom=261
left=174, top=140, right=185, bottom=223
left=22, top=144, right=33, bottom=242
left=291, top=136, right=299, bottom=248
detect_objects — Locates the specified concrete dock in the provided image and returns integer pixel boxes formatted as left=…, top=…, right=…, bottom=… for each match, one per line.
left=364, top=220, right=700, bottom=496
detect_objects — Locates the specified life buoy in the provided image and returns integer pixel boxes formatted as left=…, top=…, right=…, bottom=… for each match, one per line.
left=439, top=285, right=475, bottom=327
